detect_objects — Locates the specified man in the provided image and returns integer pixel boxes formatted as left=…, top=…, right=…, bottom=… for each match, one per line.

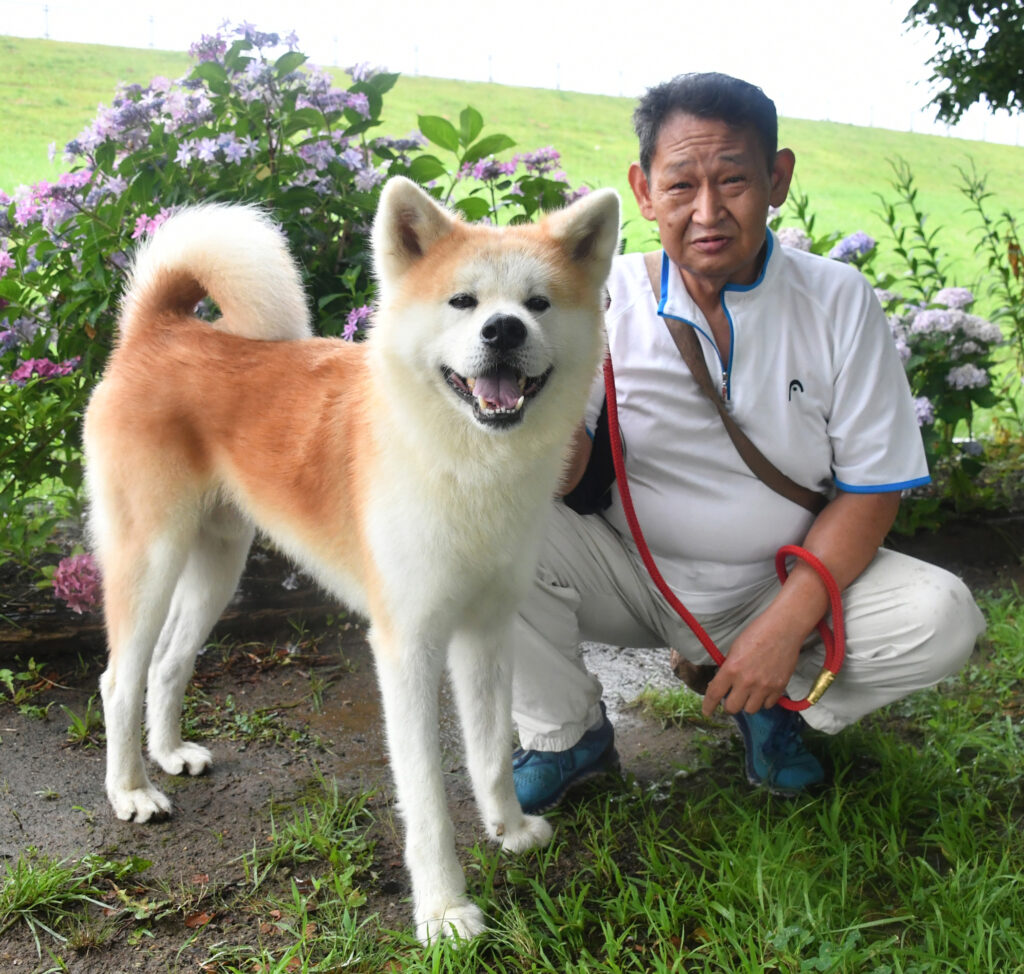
left=510, top=72, right=985, bottom=812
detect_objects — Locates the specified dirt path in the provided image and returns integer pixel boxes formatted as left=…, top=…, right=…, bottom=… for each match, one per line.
left=1, top=517, right=1021, bottom=971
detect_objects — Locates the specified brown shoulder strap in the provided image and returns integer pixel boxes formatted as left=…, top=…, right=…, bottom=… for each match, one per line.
left=642, top=251, right=827, bottom=516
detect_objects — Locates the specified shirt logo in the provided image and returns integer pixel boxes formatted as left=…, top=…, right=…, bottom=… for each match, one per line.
left=788, top=379, right=804, bottom=401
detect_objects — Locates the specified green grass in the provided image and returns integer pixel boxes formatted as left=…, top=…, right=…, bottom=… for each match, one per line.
left=3, top=34, right=1024, bottom=279
left=8, top=588, right=1021, bottom=972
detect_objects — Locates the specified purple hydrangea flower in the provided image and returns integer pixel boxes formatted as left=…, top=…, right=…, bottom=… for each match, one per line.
left=0, top=249, right=14, bottom=278
left=913, top=396, right=934, bottom=426
left=9, top=356, right=81, bottom=386
left=562, top=185, right=591, bottom=203
left=829, top=231, right=876, bottom=263
left=344, top=304, right=372, bottom=340
left=195, top=137, right=219, bottom=163
left=53, top=553, right=103, bottom=614
left=347, top=62, right=380, bottom=83
left=469, top=157, right=517, bottom=182
left=517, top=146, right=561, bottom=175
left=354, top=166, right=384, bottom=193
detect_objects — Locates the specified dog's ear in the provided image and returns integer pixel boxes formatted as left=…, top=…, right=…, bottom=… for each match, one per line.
left=543, top=189, right=621, bottom=287
left=373, top=177, right=458, bottom=289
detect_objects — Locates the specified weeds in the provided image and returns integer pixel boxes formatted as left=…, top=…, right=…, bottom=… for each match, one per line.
left=0, top=851, right=149, bottom=955
left=6, top=589, right=1023, bottom=972
left=61, top=694, right=103, bottom=747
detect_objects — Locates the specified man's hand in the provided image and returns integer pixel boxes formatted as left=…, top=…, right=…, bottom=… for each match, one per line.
left=701, top=489, right=901, bottom=717
left=703, top=608, right=806, bottom=715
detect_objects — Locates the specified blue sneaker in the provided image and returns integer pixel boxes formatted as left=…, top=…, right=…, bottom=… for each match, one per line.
left=731, top=705, right=824, bottom=794
left=513, top=704, right=618, bottom=813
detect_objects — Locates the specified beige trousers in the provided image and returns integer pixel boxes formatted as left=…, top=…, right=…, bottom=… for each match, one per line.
left=511, top=502, right=986, bottom=751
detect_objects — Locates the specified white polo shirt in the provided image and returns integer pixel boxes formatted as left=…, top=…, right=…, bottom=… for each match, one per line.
left=586, top=233, right=929, bottom=613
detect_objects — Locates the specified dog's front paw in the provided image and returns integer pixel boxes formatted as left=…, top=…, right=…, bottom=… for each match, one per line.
left=108, top=784, right=172, bottom=823
left=151, top=742, right=213, bottom=777
left=415, top=899, right=487, bottom=945
left=494, top=813, right=554, bottom=854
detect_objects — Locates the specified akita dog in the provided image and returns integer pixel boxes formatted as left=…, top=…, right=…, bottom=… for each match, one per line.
left=84, top=177, right=619, bottom=941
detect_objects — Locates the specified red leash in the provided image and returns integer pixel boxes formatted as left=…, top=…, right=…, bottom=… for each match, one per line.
left=602, top=354, right=845, bottom=711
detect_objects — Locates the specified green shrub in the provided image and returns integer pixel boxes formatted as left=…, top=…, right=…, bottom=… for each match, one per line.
left=0, top=22, right=587, bottom=587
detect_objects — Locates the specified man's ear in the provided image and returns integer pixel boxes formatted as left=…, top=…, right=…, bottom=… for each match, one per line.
left=372, top=177, right=457, bottom=293
left=769, top=148, right=796, bottom=209
left=628, top=162, right=657, bottom=221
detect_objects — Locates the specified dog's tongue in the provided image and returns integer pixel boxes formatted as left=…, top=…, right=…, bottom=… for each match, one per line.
left=474, top=367, right=521, bottom=408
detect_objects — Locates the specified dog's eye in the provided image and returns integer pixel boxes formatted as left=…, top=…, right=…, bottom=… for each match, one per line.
left=524, top=296, right=550, bottom=313
left=448, top=293, right=478, bottom=310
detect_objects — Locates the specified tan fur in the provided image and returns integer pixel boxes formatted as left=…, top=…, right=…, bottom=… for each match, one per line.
left=85, top=180, right=620, bottom=943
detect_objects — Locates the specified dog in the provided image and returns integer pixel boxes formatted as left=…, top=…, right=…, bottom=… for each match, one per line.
left=83, top=176, right=619, bottom=942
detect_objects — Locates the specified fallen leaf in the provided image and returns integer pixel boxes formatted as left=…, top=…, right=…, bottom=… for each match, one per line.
left=185, top=911, right=216, bottom=929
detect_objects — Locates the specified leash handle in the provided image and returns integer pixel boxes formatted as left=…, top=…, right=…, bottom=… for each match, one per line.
left=602, top=354, right=845, bottom=711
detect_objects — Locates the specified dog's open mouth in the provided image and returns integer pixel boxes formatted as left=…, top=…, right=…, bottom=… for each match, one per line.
left=442, top=364, right=552, bottom=427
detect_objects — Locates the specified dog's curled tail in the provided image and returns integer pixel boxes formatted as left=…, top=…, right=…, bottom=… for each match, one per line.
left=119, top=204, right=312, bottom=341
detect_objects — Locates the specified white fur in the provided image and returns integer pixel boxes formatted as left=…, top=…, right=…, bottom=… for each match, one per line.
left=121, top=203, right=312, bottom=340
left=87, top=177, right=620, bottom=944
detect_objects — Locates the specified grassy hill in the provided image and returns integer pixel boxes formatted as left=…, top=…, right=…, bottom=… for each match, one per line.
left=2, top=34, right=1023, bottom=281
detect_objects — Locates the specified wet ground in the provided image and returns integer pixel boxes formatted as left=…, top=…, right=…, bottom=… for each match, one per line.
left=1, top=515, right=1022, bottom=971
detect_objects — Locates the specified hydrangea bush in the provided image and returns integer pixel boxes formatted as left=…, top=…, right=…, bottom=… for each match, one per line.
left=778, top=160, right=1012, bottom=530
left=0, top=23, right=589, bottom=605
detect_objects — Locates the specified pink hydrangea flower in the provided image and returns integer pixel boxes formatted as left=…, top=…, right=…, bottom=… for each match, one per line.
left=53, top=553, right=103, bottom=614
left=9, top=356, right=81, bottom=386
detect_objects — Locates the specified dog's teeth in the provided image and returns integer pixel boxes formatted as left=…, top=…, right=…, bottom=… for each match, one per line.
left=477, top=395, right=489, bottom=412
left=467, top=377, right=476, bottom=391
left=515, top=396, right=525, bottom=411
left=517, top=375, right=526, bottom=392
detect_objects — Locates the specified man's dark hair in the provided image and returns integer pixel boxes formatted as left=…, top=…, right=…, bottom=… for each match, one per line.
left=633, top=72, right=778, bottom=174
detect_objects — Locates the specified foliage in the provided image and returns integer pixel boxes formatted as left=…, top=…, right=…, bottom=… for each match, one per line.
left=905, top=1, right=1024, bottom=124
left=780, top=157, right=1012, bottom=530
left=0, top=22, right=588, bottom=593
left=0, top=850, right=151, bottom=955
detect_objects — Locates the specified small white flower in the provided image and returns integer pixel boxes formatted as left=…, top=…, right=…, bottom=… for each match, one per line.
left=946, top=363, right=990, bottom=389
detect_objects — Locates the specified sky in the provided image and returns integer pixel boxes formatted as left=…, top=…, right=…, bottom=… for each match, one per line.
left=2, top=0, right=1021, bottom=146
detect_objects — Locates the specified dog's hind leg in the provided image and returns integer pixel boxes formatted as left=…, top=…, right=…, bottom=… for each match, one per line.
left=372, top=628, right=487, bottom=944
left=447, top=621, right=554, bottom=853
left=146, top=506, right=254, bottom=778
left=99, top=533, right=191, bottom=823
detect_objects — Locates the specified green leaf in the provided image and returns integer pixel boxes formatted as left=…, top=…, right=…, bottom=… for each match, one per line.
left=453, top=196, right=492, bottom=221
left=275, top=50, right=308, bottom=77
left=459, top=107, right=484, bottom=147
left=418, top=115, right=460, bottom=153
left=367, top=72, right=400, bottom=95
left=350, top=82, right=383, bottom=122
left=462, top=133, right=516, bottom=166
left=406, top=155, right=448, bottom=183
left=284, top=108, right=327, bottom=137
left=190, top=61, right=230, bottom=95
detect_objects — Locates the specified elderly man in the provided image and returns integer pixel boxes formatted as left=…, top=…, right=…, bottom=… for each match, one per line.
left=511, top=72, right=985, bottom=812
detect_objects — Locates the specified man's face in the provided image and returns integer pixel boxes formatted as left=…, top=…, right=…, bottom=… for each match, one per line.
left=628, top=112, right=794, bottom=293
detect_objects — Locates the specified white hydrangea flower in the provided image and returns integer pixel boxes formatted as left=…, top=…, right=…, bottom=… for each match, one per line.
left=946, top=363, right=990, bottom=389
left=776, top=226, right=812, bottom=251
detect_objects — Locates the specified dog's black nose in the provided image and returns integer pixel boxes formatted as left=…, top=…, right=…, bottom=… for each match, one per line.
left=480, top=314, right=527, bottom=350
